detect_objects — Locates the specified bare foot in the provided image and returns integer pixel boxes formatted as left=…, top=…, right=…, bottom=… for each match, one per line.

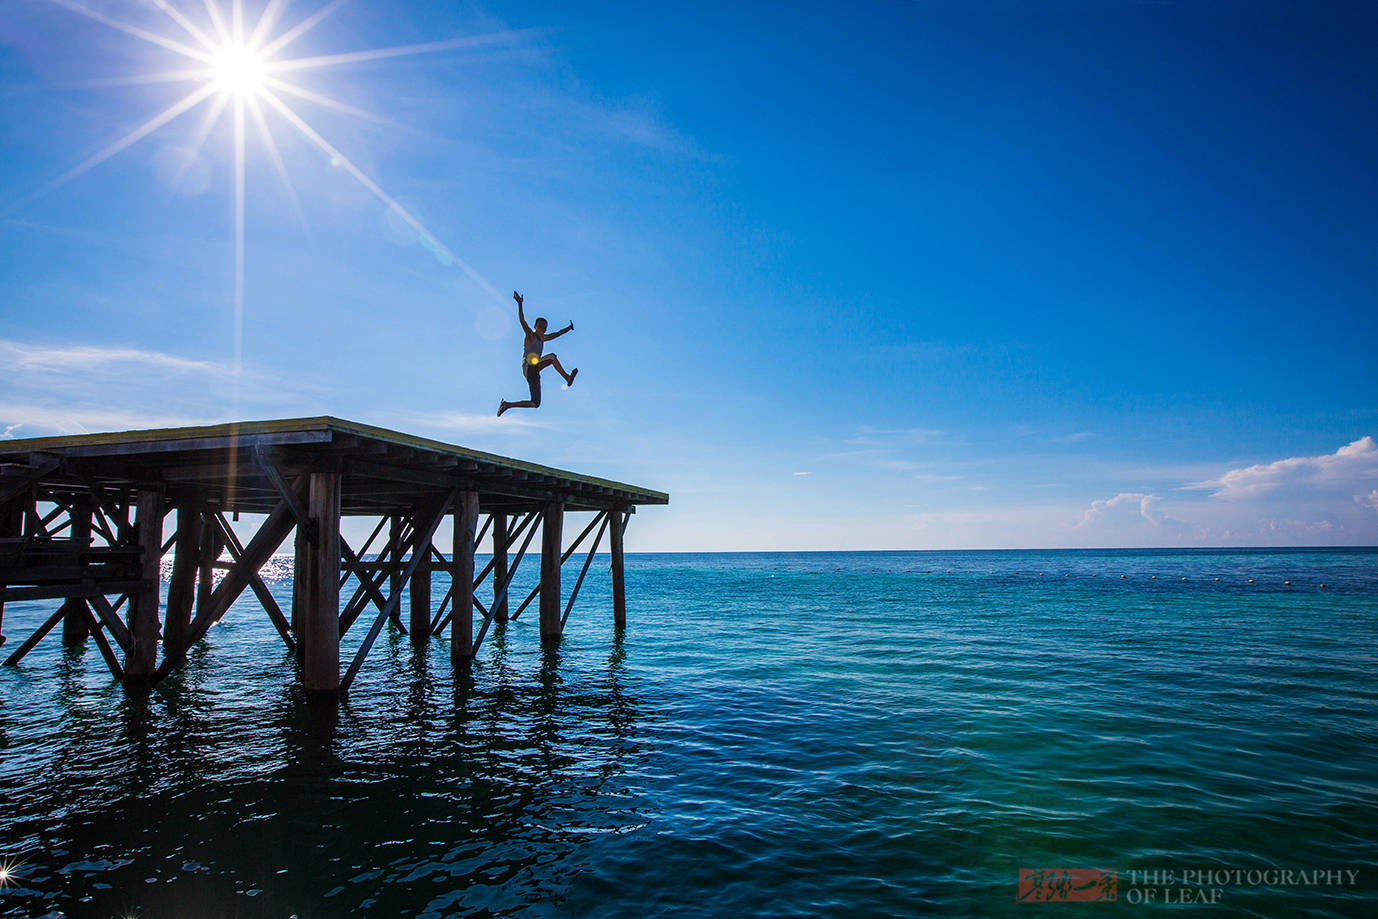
left=567, top=368, right=578, bottom=386
left=497, top=401, right=509, bottom=417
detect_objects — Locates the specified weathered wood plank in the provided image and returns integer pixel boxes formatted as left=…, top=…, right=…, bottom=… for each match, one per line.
left=302, top=471, right=341, bottom=691
left=491, top=513, right=508, bottom=625
left=539, top=502, right=563, bottom=644
left=163, top=500, right=201, bottom=654
left=451, top=491, right=478, bottom=664
left=123, top=489, right=164, bottom=680
left=611, top=510, right=627, bottom=630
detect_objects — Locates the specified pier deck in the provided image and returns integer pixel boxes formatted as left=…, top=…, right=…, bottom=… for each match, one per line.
left=0, top=418, right=667, bottom=692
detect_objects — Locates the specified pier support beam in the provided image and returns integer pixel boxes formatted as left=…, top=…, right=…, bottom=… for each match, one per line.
left=409, top=534, right=432, bottom=642
left=198, top=512, right=220, bottom=622
left=0, top=495, right=24, bottom=645
left=451, top=491, right=478, bottom=665
left=539, top=501, right=563, bottom=644
left=492, top=514, right=508, bottom=625
left=610, top=510, right=627, bottom=630
left=123, top=488, right=165, bottom=680
left=60, top=501, right=92, bottom=645
left=163, top=499, right=201, bottom=654
left=300, top=471, right=341, bottom=692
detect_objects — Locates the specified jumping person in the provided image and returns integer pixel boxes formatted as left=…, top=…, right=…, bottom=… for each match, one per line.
left=497, top=291, right=578, bottom=416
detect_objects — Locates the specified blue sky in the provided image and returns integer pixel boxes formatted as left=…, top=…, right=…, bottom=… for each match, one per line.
left=2, top=0, right=1376, bottom=550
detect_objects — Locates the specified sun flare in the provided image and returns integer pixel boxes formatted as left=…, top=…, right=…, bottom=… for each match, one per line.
left=211, top=42, right=267, bottom=98
left=25, top=0, right=517, bottom=411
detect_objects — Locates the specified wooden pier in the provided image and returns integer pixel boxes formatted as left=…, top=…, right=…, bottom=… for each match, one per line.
left=0, top=418, right=667, bottom=692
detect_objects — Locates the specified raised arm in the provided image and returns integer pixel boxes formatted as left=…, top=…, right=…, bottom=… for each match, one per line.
left=514, top=291, right=533, bottom=335
left=544, top=320, right=575, bottom=340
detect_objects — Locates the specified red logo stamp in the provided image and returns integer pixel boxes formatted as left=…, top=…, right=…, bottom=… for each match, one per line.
left=1018, top=868, right=1118, bottom=902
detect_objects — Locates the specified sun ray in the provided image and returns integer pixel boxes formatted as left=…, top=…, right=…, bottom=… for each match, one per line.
left=233, top=0, right=244, bottom=44
left=246, top=95, right=307, bottom=228
left=258, top=0, right=349, bottom=60
left=170, top=92, right=230, bottom=190
left=60, top=68, right=216, bottom=89
left=247, top=0, right=294, bottom=51
left=43, top=0, right=213, bottom=64
left=232, top=93, right=246, bottom=413
left=147, top=0, right=220, bottom=55
left=269, top=31, right=533, bottom=75
left=260, top=88, right=500, bottom=299
left=263, top=76, right=391, bottom=125
left=203, top=0, right=232, bottom=45
left=7, top=84, right=216, bottom=212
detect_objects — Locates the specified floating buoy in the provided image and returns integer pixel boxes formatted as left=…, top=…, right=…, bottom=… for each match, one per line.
left=1090, top=573, right=1097, bottom=577
left=1181, top=577, right=1186, bottom=581
left=1284, top=581, right=1291, bottom=586
left=1214, top=578, right=1220, bottom=582
left=1320, top=584, right=1326, bottom=589
left=1248, top=579, right=1254, bottom=583
left=1151, top=575, right=1157, bottom=580
left=1120, top=574, right=1127, bottom=579
left=1064, top=573, right=1070, bottom=577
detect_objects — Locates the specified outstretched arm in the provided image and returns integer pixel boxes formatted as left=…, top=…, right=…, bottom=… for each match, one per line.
left=544, top=320, right=575, bottom=340
left=514, top=291, right=533, bottom=335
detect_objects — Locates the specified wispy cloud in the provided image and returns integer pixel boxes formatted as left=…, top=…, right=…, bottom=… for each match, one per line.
left=0, top=338, right=322, bottom=438
left=0, top=402, right=215, bottom=438
left=0, top=340, right=220, bottom=376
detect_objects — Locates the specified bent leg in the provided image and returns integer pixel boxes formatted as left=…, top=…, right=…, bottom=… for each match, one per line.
left=537, top=354, right=577, bottom=386
left=499, top=367, right=543, bottom=415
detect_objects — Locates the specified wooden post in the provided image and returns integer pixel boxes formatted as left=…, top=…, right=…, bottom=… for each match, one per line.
left=451, top=491, right=478, bottom=665
left=197, top=512, right=221, bottom=620
left=123, top=489, right=165, bottom=680
left=610, top=510, right=627, bottom=630
left=492, top=513, right=509, bottom=624
left=163, top=500, right=201, bottom=654
left=300, top=471, right=341, bottom=692
left=539, top=501, right=563, bottom=644
left=61, top=501, right=92, bottom=645
left=389, top=515, right=403, bottom=604
left=409, top=541, right=432, bottom=642
left=0, top=496, right=24, bottom=645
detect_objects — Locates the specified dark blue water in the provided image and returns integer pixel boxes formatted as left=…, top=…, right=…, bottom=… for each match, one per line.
left=1, top=548, right=1375, bottom=917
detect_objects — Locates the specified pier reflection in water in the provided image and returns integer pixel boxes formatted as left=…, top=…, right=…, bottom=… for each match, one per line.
left=0, top=611, right=646, bottom=918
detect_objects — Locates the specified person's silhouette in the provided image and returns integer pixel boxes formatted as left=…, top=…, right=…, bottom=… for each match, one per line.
left=498, top=291, right=577, bottom=416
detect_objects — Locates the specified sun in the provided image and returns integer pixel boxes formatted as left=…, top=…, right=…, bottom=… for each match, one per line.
left=20, top=0, right=521, bottom=412
left=211, top=41, right=268, bottom=98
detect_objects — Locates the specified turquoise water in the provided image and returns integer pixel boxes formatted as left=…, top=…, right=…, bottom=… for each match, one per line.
left=1, top=548, right=1375, bottom=917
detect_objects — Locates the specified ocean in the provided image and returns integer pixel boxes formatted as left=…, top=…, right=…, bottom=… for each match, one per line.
left=1, top=548, right=1375, bottom=917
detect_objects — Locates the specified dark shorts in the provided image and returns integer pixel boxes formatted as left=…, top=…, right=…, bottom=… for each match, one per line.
left=524, top=363, right=541, bottom=404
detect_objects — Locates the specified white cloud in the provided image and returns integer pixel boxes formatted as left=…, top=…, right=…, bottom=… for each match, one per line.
left=1357, top=490, right=1378, bottom=514
left=1080, top=491, right=1162, bottom=526
left=793, top=471, right=810, bottom=476
left=1190, top=436, right=1378, bottom=500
